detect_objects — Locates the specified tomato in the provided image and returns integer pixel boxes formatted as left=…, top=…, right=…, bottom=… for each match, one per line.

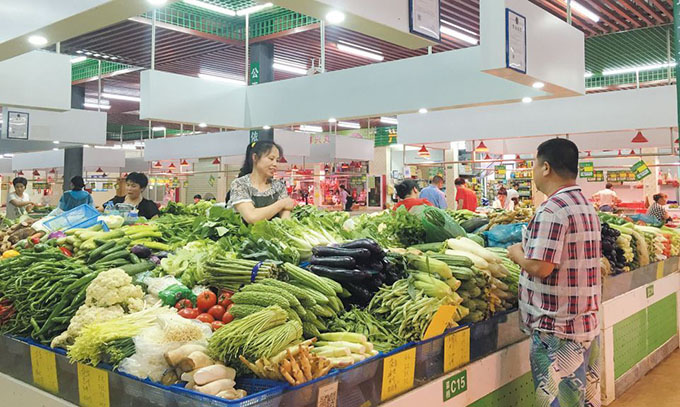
left=196, top=291, right=217, bottom=311
left=222, top=312, right=234, bottom=324
left=196, top=313, right=215, bottom=323
left=226, top=303, right=233, bottom=312
left=174, top=299, right=193, bottom=310
left=207, top=305, right=225, bottom=321
left=178, top=308, right=199, bottom=319
left=218, top=291, right=233, bottom=308
left=211, top=321, right=225, bottom=331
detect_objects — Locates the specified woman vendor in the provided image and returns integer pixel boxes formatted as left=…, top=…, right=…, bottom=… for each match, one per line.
left=227, top=140, right=296, bottom=224
left=104, top=172, right=159, bottom=219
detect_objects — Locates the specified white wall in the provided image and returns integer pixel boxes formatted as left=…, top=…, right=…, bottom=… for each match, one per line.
left=1, top=107, right=107, bottom=145
left=143, top=131, right=250, bottom=161
left=0, top=52, right=70, bottom=111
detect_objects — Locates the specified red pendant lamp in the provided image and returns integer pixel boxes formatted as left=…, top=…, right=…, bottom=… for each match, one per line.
left=515, top=154, right=521, bottom=160
left=278, top=156, right=288, bottom=163
left=292, top=165, right=298, bottom=171
left=475, top=141, right=488, bottom=152
left=341, top=162, right=350, bottom=170
left=32, top=169, right=40, bottom=177
left=49, top=168, right=56, bottom=174
left=168, top=162, right=176, bottom=169
left=629, top=150, right=636, bottom=156
left=324, top=163, right=330, bottom=171
left=617, top=150, right=622, bottom=156
left=586, top=151, right=591, bottom=157
left=418, top=145, right=430, bottom=158
left=484, top=153, right=492, bottom=160
left=180, top=159, right=189, bottom=166
left=95, top=167, right=103, bottom=173
left=212, top=157, right=221, bottom=165
left=167, top=169, right=173, bottom=174
left=631, top=131, right=648, bottom=143
left=153, top=161, right=163, bottom=168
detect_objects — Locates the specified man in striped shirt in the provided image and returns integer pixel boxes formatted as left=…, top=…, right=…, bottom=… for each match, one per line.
left=508, top=138, right=601, bottom=407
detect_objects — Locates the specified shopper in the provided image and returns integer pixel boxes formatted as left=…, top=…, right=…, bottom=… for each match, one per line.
left=339, top=185, right=353, bottom=212
left=227, top=140, right=296, bottom=224
left=193, top=194, right=202, bottom=204
left=104, top=172, right=159, bottom=219
left=507, top=138, right=601, bottom=407
left=6, top=177, right=41, bottom=220
left=492, top=187, right=513, bottom=210
left=647, top=193, right=672, bottom=224
left=454, top=178, right=477, bottom=211
left=506, top=181, right=520, bottom=203
left=58, top=176, right=94, bottom=211
left=592, top=183, right=620, bottom=212
left=393, top=179, right=433, bottom=211
left=419, top=176, right=447, bottom=209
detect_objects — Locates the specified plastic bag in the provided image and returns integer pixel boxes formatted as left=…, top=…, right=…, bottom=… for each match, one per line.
left=483, top=223, right=528, bottom=248
left=629, top=214, right=662, bottom=227
left=411, top=205, right=466, bottom=243
left=158, top=284, right=196, bottom=307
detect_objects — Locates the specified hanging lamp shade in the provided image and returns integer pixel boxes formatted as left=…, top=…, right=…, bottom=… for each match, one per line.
left=122, top=173, right=128, bottom=178
left=484, top=153, right=492, bottom=160
left=32, top=169, right=40, bottom=176
left=417, top=145, right=430, bottom=158
left=617, top=150, right=622, bottom=156
left=49, top=168, right=56, bottom=174
left=324, top=163, right=330, bottom=171
left=341, top=162, right=350, bottom=170
left=153, top=161, right=162, bottom=168
left=278, top=156, right=288, bottom=163
left=168, top=162, right=176, bottom=169
left=292, top=165, right=298, bottom=171
left=629, top=150, right=636, bottom=156
left=17, top=170, right=24, bottom=176
left=212, top=157, right=221, bottom=165
left=475, top=141, right=488, bottom=152
left=631, top=131, right=648, bottom=143
left=95, top=167, right=103, bottom=173
left=180, top=159, right=189, bottom=166
left=587, top=151, right=591, bottom=157
left=102, top=173, right=108, bottom=177
left=515, top=154, right=521, bottom=160
left=167, top=169, right=173, bottom=174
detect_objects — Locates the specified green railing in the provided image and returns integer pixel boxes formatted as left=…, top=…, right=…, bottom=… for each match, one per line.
left=71, top=59, right=138, bottom=82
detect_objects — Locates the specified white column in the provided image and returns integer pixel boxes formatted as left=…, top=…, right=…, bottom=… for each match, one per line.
left=445, top=145, right=459, bottom=209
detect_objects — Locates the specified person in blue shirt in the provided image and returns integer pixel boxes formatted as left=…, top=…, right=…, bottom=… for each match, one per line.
left=59, top=176, right=94, bottom=211
left=419, top=175, right=447, bottom=209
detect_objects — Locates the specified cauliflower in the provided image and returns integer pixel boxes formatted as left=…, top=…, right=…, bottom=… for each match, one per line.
left=51, top=305, right=125, bottom=348
left=85, top=268, right=144, bottom=310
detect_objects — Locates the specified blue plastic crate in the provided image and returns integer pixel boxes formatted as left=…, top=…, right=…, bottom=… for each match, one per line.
left=43, top=204, right=100, bottom=231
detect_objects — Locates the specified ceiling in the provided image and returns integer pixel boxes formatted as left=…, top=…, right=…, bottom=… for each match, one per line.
left=49, top=0, right=675, bottom=133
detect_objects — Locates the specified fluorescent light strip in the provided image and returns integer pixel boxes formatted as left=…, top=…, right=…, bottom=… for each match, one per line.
left=299, top=125, right=323, bottom=133
left=83, top=103, right=111, bottom=110
left=101, top=92, right=141, bottom=102
left=152, top=126, right=166, bottom=131
left=602, top=62, right=676, bottom=76
left=70, top=56, right=86, bottom=64
left=380, top=117, right=398, bottom=125
left=337, top=121, right=360, bottom=129
left=336, top=43, right=384, bottom=61
left=567, top=0, right=600, bottom=23
left=183, top=0, right=236, bottom=16
left=198, top=73, right=246, bottom=85
left=272, top=62, right=307, bottom=75
left=236, top=2, right=273, bottom=16
left=584, top=72, right=593, bottom=78
left=440, top=25, right=478, bottom=45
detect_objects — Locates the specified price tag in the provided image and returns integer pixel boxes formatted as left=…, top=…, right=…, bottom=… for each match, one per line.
left=316, top=381, right=338, bottom=407
left=423, top=305, right=458, bottom=340
left=656, top=262, right=664, bottom=280
left=380, top=347, right=416, bottom=401
left=444, top=327, right=470, bottom=373
left=443, top=370, right=468, bottom=401
left=30, top=346, right=59, bottom=394
left=78, top=363, right=110, bottom=407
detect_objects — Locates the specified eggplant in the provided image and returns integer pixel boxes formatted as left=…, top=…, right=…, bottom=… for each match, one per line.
left=343, top=282, right=373, bottom=306
left=130, top=245, right=152, bottom=259
left=312, top=246, right=372, bottom=261
left=338, top=239, right=384, bottom=257
left=309, top=265, right=370, bottom=282
left=310, top=255, right=357, bottom=268
left=368, top=260, right=385, bottom=271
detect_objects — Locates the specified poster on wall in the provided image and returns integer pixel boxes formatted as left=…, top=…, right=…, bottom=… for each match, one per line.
left=7, top=111, right=29, bottom=140
left=494, top=165, right=506, bottom=179
left=409, top=0, right=441, bottom=41
left=506, top=9, right=527, bottom=74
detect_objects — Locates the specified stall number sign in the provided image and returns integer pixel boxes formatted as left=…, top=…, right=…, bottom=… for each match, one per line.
left=380, top=347, right=416, bottom=401
left=587, top=170, right=604, bottom=183
left=579, top=162, right=594, bottom=178
left=78, top=363, right=109, bottom=407
left=631, top=160, right=651, bottom=180
left=30, top=346, right=59, bottom=394
left=494, top=165, right=507, bottom=179
left=443, top=371, right=468, bottom=401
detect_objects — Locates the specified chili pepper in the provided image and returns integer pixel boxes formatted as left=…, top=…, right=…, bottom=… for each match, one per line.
left=59, top=247, right=73, bottom=257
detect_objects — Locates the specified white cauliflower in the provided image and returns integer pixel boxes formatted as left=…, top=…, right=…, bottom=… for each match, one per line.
left=51, top=305, right=125, bottom=348
left=85, top=268, right=144, bottom=310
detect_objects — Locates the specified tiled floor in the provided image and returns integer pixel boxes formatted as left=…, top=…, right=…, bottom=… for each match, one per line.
left=609, top=348, right=680, bottom=407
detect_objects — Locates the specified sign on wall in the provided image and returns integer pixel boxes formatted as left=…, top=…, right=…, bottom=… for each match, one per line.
left=409, top=0, right=441, bottom=41
left=506, top=8, right=527, bottom=74
left=7, top=111, right=29, bottom=140
left=587, top=170, right=604, bottom=182
left=249, top=62, right=260, bottom=85
left=579, top=162, right=594, bottom=178
left=630, top=160, right=651, bottom=180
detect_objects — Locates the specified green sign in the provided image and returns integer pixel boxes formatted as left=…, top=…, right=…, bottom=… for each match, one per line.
left=631, top=160, right=652, bottom=181
left=443, top=371, right=467, bottom=401
left=494, top=165, right=506, bottom=179
left=646, top=284, right=654, bottom=298
left=579, top=161, right=594, bottom=178
left=249, top=130, right=259, bottom=143
left=249, top=62, right=260, bottom=84
left=607, top=170, right=636, bottom=183
left=374, top=126, right=398, bottom=147
left=587, top=170, right=604, bottom=183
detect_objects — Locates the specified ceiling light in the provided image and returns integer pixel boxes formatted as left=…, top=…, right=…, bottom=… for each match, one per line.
left=418, top=145, right=430, bottom=158
left=76, top=50, right=83, bottom=54
left=28, top=35, right=47, bottom=46
left=522, top=97, right=533, bottom=103
left=198, top=122, right=207, bottom=128
left=95, top=167, right=104, bottom=173
left=83, top=103, right=111, bottom=110
left=326, top=10, right=345, bottom=24
left=33, top=170, right=41, bottom=176
left=338, top=121, right=360, bottom=129
left=484, top=153, right=493, bottom=160
left=263, top=125, right=271, bottom=130
left=475, top=141, right=488, bottom=152
left=4, top=154, right=14, bottom=158
left=532, top=82, right=545, bottom=89
left=602, top=62, right=676, bottom=76
left=82, top=145, right=90, bottom=148
left=70, top=56, right=86, bottom=64
left=300, top=125, right=323, bottom=133
left=184, top=0, right=236, bottom=15
left=631, top=131, right=648, bottom=143
left=110, top=56, right=118, bottom=61
left=101, top=92, right=141, bottom=102
left=565, top=1, right=600, bottom=23
left=272, top=62, right=307, bottom=75
left=148, top=0, right=167, bottom=5
left=236, top=2, right=273, bottom=16
left=584, top=72, right=593, bottom=78
left=168, top=162, right=176, bottom=169
left=93, top=53, right=100, bottom=57
left=53, top=141, right=59, bottom=144
left=153, top=161, right=163, bottom=168
left=439, top=25, right=478, bottom=45
left=84, top=51, right=93, bottom=56
left=380, top=117, right=398, bottom=125
left=152, top=126, right=166, bottom=131
left=52, top=148, right=59, bottom=151
left=198, top=73, right=246, bottom=85
left=328, top=118, right=337, bottom=123
left=336, top=41, right=384, bottom=61
left=102, top=55, right=110, bottom=59
left=418, top=108, right=428, bottom=114
left=212, top=157, right=221, bottom=165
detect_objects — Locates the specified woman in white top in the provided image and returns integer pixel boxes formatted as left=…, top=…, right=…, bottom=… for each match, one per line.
left=6, top=177, right=40, bottom=220
left=492, top=187, right=515, bottom=211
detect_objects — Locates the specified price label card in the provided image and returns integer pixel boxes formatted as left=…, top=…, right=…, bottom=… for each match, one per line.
left=78, top=363, right=110, bottom=407
left=444, top=327, right=470, bottom=373
left=316, top=381, right=338, bottom=407
left=656, top=262, right=664, bottom=280
left=30, top=346, right=59, bottom=394
left=380, top=347, right=416, bottom=401
left=443, top=371, right=468, bottom=401
left=423, top=305, right=458, bottom=340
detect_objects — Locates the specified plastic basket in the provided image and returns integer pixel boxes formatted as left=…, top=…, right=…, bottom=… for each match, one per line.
left=168, top=377, right=285, bottom=407
left=43, top=204, right=100, bottom=231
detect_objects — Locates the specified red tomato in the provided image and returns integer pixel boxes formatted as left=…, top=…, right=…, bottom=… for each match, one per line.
left=226, top=303, right=233, bottom=312
left=207, top=305, right=226, bottom=321
left=178, top=308, right=199, bottom=319
left=218, top=291, right=233, bottom=308
left=196, top=313, right=215, bottom=323
left=174, top=299, right=193, bottom=310
left=197, top=291, right=217, bottom=312
left=222, top=312, right=234, bottom=324
left=211, top=321, right=225, bottom=331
